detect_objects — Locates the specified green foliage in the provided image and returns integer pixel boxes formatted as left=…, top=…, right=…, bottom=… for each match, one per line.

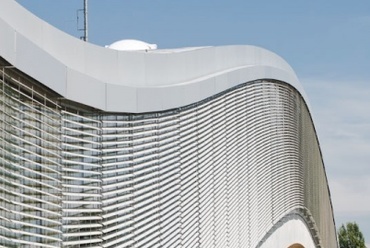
left=338, top=222, right=366, bottom=248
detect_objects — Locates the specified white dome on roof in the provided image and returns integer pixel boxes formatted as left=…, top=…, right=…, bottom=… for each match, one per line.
left=107, top=39, right=157, bottom=51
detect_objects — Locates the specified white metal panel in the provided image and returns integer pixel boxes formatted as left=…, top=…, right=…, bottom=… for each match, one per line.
left=66, top=68, right=106, bottom=110
left=0, top=0, right=306, bottom=113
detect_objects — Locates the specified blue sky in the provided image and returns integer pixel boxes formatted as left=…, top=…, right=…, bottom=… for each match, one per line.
left=16, top=0, right=370, bottom=245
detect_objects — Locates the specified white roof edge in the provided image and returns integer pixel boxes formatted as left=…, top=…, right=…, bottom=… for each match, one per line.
left=0, top=0, right=308, bottom=113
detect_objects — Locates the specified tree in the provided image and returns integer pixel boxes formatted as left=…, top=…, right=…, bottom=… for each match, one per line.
left=338, top=222, right=366, bottom=248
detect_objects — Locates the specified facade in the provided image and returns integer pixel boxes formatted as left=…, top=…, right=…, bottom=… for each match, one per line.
left=0, top=1, right=338, bottom=248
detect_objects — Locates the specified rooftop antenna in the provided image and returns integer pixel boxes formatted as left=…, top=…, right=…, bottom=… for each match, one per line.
left=77, top=0, right=88, bottom=42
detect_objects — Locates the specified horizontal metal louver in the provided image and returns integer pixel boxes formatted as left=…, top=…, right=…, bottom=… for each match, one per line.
left=0, top=67, right=337, bottom=247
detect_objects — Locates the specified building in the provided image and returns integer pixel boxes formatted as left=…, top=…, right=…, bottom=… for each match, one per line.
left=0, top=1, right=338, bottom=247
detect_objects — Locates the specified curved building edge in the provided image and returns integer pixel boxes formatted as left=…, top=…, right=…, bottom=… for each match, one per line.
left=0, top=1, right=338, bottom=247
left=0, top=0, right=306, bottom=113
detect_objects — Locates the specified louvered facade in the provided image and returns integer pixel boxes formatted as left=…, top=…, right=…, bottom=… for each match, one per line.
left=0, top=66, right=337, bottom=247
left=0, top=0, right=338, bottom=247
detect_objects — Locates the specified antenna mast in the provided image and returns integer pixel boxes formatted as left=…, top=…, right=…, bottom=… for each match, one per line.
left=83, top=0, right=88, bottom=42
left=78, top=0, right=88, bottom=41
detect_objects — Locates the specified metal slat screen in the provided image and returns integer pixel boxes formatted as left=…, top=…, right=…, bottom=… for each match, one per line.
left=0, top=69, right=337, bottom=247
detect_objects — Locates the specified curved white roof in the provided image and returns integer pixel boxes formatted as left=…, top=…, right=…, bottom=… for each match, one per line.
left=0, top=0, right=306, bottom=113
left=107, top=39, right=157, bottom=51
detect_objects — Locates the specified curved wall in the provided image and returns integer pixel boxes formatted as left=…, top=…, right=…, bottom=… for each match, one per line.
left=259, top=215, right=316, bottom=248
left=0, top=0, right=337, bottom=247
left=0, top=0, right=307, bottom=113
left=0, top=70, right=337, bottom=247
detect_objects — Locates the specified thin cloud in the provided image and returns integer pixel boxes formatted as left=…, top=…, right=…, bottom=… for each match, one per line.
left=331, top=177, right=370, bottom=214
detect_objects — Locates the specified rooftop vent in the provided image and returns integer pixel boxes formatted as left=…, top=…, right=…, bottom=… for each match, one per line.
left=106, top=39, right=157, bottom=51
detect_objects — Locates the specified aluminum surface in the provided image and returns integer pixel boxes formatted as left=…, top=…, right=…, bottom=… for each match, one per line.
left=0, top=0, right=306, bottom=113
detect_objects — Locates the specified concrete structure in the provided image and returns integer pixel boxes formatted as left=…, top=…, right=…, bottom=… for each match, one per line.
left=0, top=0, right=338, bottom=247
